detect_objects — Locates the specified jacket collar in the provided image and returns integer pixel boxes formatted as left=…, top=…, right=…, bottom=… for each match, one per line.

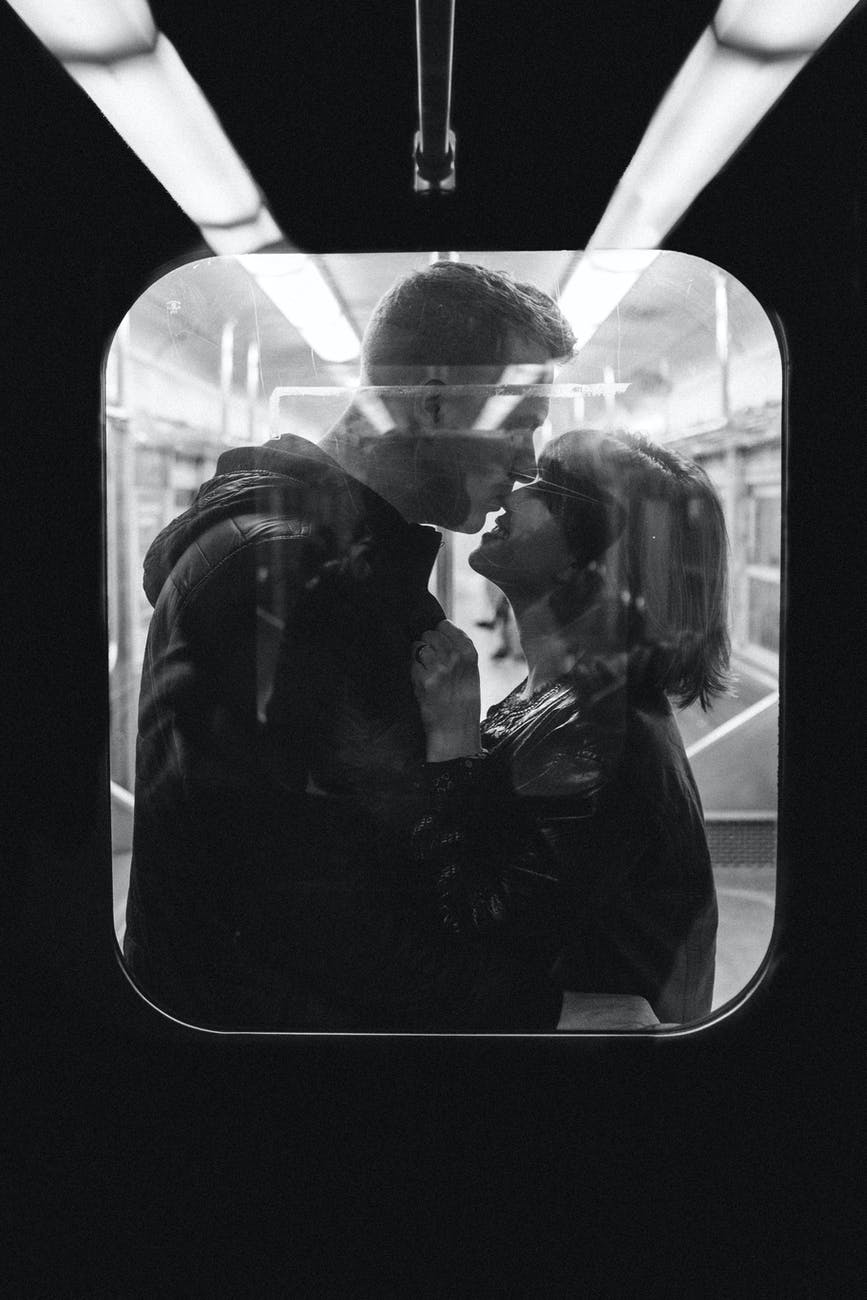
left=260, top=435, right=444, bottom=595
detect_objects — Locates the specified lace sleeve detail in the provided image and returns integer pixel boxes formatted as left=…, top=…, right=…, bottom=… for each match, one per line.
left=411, top=755, right=560, bottom=938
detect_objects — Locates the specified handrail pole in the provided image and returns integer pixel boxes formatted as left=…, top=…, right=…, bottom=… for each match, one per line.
left=414, top=0, right=457, bottom=192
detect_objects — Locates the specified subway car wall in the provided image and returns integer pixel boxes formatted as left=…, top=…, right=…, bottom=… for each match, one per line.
left=3, top=0, right=865, bottom=1289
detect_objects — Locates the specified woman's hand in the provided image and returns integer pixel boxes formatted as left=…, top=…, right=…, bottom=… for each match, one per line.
left=411, top=620, right=482, bottom=762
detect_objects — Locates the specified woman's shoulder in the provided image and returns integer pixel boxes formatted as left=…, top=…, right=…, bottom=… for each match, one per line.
left=616, top=690, right=707, bottom=837
left=482, top=662, right=629, bottom=800
left=563, top=659, right=694, bottom=806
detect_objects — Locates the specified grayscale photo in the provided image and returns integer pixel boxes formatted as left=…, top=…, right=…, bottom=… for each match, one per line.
left=107, top=250, right=781, bottom=1033
left=7, top=0, right=867, bottom=1288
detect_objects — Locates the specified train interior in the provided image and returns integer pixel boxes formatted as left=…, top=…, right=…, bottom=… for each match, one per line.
left=6, top=0, right=865, bottom=1031
left=104, top=247, right=781, bottom=1015
left=6, top=0, right=867, bottom=1288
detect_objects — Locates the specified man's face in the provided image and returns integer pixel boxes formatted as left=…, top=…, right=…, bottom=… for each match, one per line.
left=429, top=336, right=557, bottom=533
left=446, top=392, right=548, bottom=532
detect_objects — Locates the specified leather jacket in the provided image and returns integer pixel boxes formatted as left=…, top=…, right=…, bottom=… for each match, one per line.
left=124, top=435, right=563, bottom=1030
left=411, top=656, right=718, bottom=1023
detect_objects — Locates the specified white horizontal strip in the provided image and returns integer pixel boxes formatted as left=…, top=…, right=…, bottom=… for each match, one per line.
left=110, top=780, right=135, bottom=809
left=270, top=383, right=631, bottom=398
left=704, top=810, right=777, bottom=822
left=685, top=691, right=779, bottom=760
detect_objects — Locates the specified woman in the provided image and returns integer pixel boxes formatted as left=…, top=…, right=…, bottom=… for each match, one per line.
left=410, top=429, right=730, bottom=1024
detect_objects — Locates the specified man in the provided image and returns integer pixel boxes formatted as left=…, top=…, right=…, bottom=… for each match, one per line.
left=124, top=260, right=577, bottom=1030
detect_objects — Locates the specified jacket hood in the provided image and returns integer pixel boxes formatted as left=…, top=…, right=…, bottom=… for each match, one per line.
left=142, top=436, right=360, bottom=606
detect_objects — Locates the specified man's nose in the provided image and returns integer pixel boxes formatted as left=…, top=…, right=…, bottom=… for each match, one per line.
left=510, top=445, right=538, bottom=484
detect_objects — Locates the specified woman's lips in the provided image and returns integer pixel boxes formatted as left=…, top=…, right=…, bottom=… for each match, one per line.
left=484, top=516, right=509, bottom=540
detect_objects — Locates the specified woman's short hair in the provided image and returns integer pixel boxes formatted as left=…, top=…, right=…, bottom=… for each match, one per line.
left=361, top=260, right=577, bottom=375
left=539, top=430, right=731, bottom=710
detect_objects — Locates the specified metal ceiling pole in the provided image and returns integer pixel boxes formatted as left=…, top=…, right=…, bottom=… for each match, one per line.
left=414, top=0, right=456, bottom=192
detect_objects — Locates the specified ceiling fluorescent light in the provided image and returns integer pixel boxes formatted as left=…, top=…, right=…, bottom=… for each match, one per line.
left=714, top=0, right=863, bottom=54
left=200, top=211, right=283, bottom=256
left=238, top=255, right=361, bottom=363
left=585, top=0, right=862, bottom=250
left=8, top=0, right=156, bottom=61
left=558, top=251, right=660, bottom=351
left=67, top=36, right=269, bottom=230
left=587, top=29, right=809, bottom=250
left=11, top=2, right=283, bottom=253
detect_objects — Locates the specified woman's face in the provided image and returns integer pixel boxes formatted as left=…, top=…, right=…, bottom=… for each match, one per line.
left=468, top=483, right=575, bottom=591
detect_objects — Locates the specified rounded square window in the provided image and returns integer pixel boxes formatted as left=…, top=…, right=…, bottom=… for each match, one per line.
left=107, top=251, right=782, bottom=1034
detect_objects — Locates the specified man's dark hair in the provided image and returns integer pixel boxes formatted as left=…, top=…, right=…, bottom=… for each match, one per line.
left=540, top=429, right=731, bottom=711
left=361, top=260, right=577, bottom=374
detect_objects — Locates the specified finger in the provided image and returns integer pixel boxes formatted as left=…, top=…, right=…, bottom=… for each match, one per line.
left=421, top=628, right=451, bottom=655
left=411, top=640, right=435, bottom=666
left=435, top=621, right=477, bottom=660
left=434, top=619, right=467, bottom=647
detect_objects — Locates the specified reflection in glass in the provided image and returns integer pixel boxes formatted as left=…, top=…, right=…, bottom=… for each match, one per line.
left=106, top=251, right=782, bottom=1031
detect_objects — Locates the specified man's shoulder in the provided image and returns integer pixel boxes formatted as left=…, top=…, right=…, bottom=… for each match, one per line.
left=145, top=437, right=366, bottom=607
left=213, top=433, right=345, bottom=488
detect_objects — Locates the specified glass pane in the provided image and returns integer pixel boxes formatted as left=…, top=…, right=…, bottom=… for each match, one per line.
left=107, top=250, right=781, bottom=1032
left=751, top=494, right=782, bottom=566
left=748, top=577, right=781, bottom=653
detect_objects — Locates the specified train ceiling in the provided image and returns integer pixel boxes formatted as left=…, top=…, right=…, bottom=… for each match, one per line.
left=127, top=249, right=778, bottom=449
left=7, top=0, right=864, bottom=254
left=5, top=1, right=864, bottom=404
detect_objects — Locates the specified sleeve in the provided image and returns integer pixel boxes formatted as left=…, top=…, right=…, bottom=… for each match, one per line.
left=408, top=682, right=619, bottom=941
left=410, top=755, right=563, bottom=937
left=304, top=869, right=566, bottom=1031
left=545, top=802, right=718, bottom=1023
left=406, top=742, right=714, bottom=1026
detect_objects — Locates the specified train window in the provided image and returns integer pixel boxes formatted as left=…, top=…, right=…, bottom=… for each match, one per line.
left=107, top=250, right=782, bottom=1033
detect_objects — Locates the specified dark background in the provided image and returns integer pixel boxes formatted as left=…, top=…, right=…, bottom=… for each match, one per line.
left=3, top=1, right=865, bottom=1289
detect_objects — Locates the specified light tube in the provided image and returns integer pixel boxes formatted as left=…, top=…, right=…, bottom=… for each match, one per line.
left=200, top=212, right=283, bottom=256
left=11, top=2, right=362, bottom=364
left=10, top=2, right=284, bottom=255
left=583, top=0, right=863, bottom=251
left=587, top=29, right=810, bottom=251
left=67, top=36, right=268, bottom=229
left=558, top=251, right=660, bottom=350
left=559, top=0, right=861, bottom=345
left=7, top=0, right=156, bottom=61
left=713, top=0, right=863, bottom=54
left=238, top=256, right=361, bottom=364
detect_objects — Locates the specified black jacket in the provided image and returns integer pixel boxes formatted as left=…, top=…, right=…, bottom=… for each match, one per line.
left=124, top=435, right=563, bottom=1030
left=412, top=658, right=718, bottom=1023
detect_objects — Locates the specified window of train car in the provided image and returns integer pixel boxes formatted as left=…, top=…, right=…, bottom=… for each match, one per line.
left=106, top=251, right=782, bottom=1034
